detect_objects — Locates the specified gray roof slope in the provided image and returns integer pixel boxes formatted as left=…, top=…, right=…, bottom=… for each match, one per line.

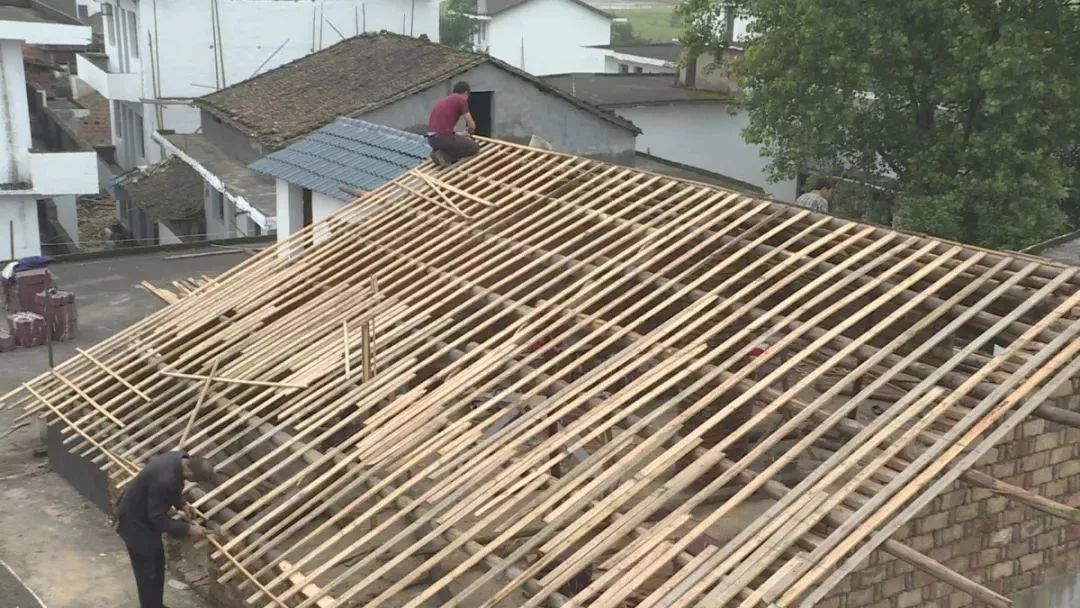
left=250, top=118, right=429, bottom=201
left=122, top=157, right=204, bottom=222
left=195, top=31, right=638, bottom=149
left=541, top=73, right=732, bottom=107
left=163, top=133, right=277, bottom=216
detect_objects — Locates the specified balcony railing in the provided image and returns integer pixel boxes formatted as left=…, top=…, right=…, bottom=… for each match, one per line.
left=77, top=52, right=141, bottom=102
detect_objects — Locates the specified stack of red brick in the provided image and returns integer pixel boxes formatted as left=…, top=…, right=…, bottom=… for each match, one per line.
left=1, top=268, right=77, bottom=351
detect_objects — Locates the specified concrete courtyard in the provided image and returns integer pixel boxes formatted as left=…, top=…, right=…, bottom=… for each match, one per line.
left=0, top=249, right=245, bottom=608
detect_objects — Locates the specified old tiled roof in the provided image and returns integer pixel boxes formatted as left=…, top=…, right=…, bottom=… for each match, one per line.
left=249, top=118, right=429, bottom=201
left=195, top=31, right=638, bottom=149
left=122, top=157, right=204, bottom=222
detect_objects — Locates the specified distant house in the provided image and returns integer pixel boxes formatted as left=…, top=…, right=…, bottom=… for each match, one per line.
left=250, top=118, right=429, bottom=242
left=115, top=156, right=204, bottom=244
left=467, top=0, right=613, bottom=75
left=590, top=42, right=679, bottom=74
left=543, top=64, right=799, bottom=202
left=119, top=31, right=637, bottom=244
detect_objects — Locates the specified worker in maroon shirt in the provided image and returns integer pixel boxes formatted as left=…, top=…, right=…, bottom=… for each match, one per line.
left=427, top=81, right=480, bottom=167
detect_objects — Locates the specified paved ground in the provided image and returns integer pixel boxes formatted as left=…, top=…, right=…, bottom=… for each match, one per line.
left=0, top=249, right=243, bottom=608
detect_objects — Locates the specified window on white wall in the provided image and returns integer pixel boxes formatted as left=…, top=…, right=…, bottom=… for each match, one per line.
left=134, top=113, right=145, bottom=159
left=619, top=63, right=629, bottom=74
left=127, top=11, right=139, bottom=58
left=111, top=101, right=119, bottom=139
left=104, top=4, right=114, bottom=45
left=78, top=5, right=88, bottom=18
left=212, top=190, right=225, bottom=222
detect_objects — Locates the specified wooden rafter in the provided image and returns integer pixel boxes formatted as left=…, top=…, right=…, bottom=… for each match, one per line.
left=5, top=139, right=1080, bottom=608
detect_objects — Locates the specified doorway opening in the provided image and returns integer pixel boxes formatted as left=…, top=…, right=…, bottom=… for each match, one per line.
left=469, top=91, right=493, bottom=137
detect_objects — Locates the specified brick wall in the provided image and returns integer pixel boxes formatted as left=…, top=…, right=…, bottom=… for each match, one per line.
left=820, top=388, right=1080, bottom=608
left=72, top=78, right=112, bottom=147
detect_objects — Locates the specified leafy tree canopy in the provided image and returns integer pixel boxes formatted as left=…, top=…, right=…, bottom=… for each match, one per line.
left=612, top=21, right=646, bottom=45
left=441, top=0, right=479, bottom=52
left=676, top=1, right=1080, bottom=249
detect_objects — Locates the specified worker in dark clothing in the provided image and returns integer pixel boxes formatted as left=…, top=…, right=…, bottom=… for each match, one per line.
left=115, top=452, right=215, bottom=608
left=427, top=81, right=480, bottom=167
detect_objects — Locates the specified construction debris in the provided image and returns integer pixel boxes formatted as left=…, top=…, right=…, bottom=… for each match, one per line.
left=4, top=139, right=1080, bottom=608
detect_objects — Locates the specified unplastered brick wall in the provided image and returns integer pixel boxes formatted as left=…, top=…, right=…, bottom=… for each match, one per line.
left=819, top=386, right=1080, bottom=608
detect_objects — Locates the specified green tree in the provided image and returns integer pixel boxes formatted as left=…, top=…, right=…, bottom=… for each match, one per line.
left=440, top=0, right=479, bottom=52
left=675, top=1, right=1080, bottom=249
left=612, top=21, right=646, bottom=45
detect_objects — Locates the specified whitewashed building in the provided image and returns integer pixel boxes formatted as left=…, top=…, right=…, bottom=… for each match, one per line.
left=468, top=0, right=612, bottom=75
left=544, top=54, right=800, bottom=202
left=75, top=0, right=439, bottom=174
left=1, top=0, right=96, bottom=258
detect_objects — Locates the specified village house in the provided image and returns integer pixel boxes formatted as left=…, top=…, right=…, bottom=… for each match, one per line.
left=0, top=0, right=96, bottom=258
left=544, top=51, right=801, bottom=202
left=467, top=0, right=613, bottom=75
left=118, top=31, right=638, bottom=244
left=74, top=0, right=439, bottom=176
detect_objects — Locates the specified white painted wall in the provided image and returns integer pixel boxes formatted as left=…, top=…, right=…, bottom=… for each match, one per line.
left=0, top=196, right=42, bottom=259
left=29, top=152, right=99, bottom=195
left=482, top=0, right=609, bottom=75
left=604, top=55, right=674, bottom=75
left=312, top=191, right=345, bottom=223
left=158, top=221, right=182, bottom=244
left=96, top=0, right=439, bottom=171
left=0, top=18, right=89, bottom=45
left=53, top=195, right=79, bottom=246
left=0, top=40, right=32, bottom=186
left=78, top=0, right=102, bottom=16
left=618, top=102, right=798, bottom=202
left=274, top=178, right=304, bottom=245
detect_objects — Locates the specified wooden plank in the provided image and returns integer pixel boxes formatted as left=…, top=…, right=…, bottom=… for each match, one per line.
left=179, top=358, right=218, bottom=449
left=51, top=370, right=126, bottom=428
left=160, top=371, right=308, bottom=389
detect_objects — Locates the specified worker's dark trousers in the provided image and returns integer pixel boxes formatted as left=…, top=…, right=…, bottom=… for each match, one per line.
left=427, top=134, right=480, bottom=162
left=126, top=545, right=166, bottom=608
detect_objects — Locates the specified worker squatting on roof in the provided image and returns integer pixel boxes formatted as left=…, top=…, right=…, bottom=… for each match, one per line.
left=426, top=81, right=481, bottom=167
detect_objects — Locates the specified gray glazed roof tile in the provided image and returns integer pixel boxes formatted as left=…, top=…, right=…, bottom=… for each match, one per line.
left=249, top=118, right=430, bottom=201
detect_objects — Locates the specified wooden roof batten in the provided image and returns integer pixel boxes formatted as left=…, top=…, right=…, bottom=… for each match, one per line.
left=4, top=136, right=1080, bottom=608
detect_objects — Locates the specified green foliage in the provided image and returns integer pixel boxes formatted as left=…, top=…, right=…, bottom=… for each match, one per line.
left=440, top=0, right=479, bottom=52
left=676, top=0, right=1080, bottom=249
left=612, top=21, right=645, bottom=45
left=612, top=8, right=684, bottom=43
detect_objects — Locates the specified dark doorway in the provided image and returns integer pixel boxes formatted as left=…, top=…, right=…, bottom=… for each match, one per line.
left=302, top=188, right=313, bottom=228
left=469, top=91, right=493, bottom=137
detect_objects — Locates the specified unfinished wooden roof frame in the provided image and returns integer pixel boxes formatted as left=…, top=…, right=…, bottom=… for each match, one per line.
left=6, top=137, right=1080, bottom=608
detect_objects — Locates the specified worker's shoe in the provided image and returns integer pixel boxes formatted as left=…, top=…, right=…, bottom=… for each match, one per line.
left=431, top=150, right=452, bottom=168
